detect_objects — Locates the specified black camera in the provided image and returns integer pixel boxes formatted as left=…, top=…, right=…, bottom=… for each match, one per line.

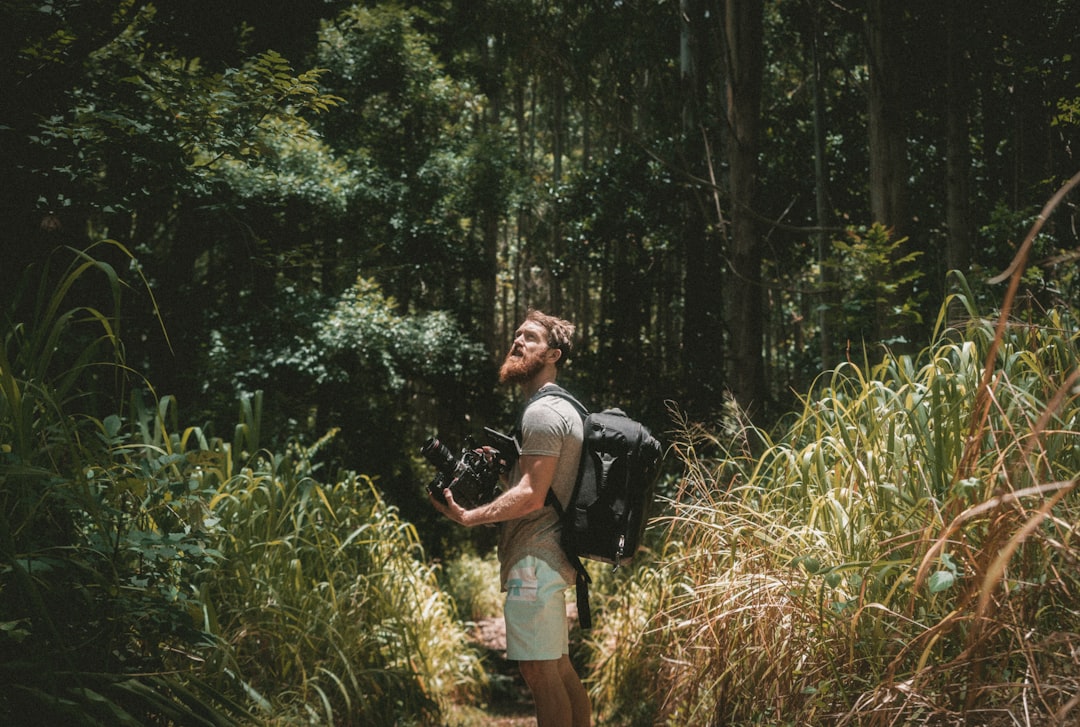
left=421, top=428, right=519, bottom=510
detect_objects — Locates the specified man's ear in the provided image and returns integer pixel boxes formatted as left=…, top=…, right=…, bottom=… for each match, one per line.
left=547, top=347, right=562, bottom=365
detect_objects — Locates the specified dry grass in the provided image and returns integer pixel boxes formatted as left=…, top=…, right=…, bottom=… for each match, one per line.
left=585, top=178, right=1080, bottom=726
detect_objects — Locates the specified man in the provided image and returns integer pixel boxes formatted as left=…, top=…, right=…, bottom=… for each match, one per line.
left=430, top=310, right=591, bottom=727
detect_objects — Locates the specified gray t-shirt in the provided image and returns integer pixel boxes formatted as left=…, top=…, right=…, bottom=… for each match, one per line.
left=498, top=388, right=583, bottom=588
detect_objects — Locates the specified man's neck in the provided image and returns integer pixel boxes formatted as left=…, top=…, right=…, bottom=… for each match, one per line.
left=520, top=374, right=557, bottom=399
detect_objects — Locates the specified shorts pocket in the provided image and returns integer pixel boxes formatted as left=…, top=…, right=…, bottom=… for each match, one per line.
left=505, top=565, right=539, bottom=602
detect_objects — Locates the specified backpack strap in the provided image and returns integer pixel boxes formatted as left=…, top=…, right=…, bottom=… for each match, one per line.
left=521, top=384, right=594, bottom=629
left=530, top=383, right=588, bottom=417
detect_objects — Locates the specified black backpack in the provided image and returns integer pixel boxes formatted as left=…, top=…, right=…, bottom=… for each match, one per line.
left=527, top=385, right=663, bottom=629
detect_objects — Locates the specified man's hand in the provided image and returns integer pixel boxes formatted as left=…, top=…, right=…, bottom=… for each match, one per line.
left=429, top=486, right=473, bottom=527
left=430, top=453, right=555, bottom=529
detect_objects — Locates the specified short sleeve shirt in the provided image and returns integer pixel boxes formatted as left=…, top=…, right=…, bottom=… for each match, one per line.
left=497, top=388, right=583, bottom=588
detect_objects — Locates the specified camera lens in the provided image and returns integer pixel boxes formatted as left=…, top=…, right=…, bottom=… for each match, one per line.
left=421, top=437, right=457, bottom=475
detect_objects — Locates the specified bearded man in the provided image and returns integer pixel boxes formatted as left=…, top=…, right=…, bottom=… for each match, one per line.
left=430, top=310, right=591, bottom=727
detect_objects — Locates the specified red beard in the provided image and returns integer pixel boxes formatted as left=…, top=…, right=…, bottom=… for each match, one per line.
left=498, top=347, right=546, bottom=385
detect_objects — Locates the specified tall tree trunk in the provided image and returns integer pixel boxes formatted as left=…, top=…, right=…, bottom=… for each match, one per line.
left=866, top=0, right=911, bottom=344
left=483, top=37, right=502, bottom=360
left=866, top=0, right=909, bottom=233
left=944, top=0, right=973, bottom=323
left=550, top=75, right=566, bottom=313
left=680, top=0, right=726, bottom=416
left=722, top=0, right=766, bottom=419
left=808, top=2, right=837, bottom=369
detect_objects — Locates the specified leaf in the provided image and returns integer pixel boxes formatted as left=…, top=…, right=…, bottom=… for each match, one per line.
left=928, top=570, right=955, bottom=594
left=104, top=414, right=123, bottom=438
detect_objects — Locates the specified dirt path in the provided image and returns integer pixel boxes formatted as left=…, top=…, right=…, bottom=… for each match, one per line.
left=462, top=603, right=583, bottom=726
left=467, top=616, right=537, bottom=726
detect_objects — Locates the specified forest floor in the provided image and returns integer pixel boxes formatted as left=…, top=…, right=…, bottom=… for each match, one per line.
left=465, top=615, right=537, bottom=726
left=456, top=601, right=584, bottom=726
left=458, top=610, right=1065, bottom=726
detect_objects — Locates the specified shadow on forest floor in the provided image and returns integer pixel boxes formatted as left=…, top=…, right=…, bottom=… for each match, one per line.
left=454, top=615, right=537, bottom=727
left=451, top=603, right=592, bottom=726
left=468, top=613, right=535, bottom=725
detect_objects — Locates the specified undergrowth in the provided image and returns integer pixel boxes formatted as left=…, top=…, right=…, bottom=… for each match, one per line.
left=586, top=287, right=1080, bottom=725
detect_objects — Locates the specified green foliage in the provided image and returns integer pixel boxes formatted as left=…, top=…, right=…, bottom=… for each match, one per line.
left=314, top=2, right=510, bottom=317
left=588, top=296, right=1080, bottom=724
left=1, top=246, right=488, bottom=725
left=28, top=5, right=342, bottom=212
left=1053, top=79, right=1080, bottom=128
left=209, top=274, right=485, bottom=391
left=202, top=276, right=487, bottom=476
left=439, top=551, right=503, bottom=623
left=1, top=242, right=123, bottom=458
left=201, top=432, right=485, bottom=724
left=825, top=222, right=926, bottom=349
left=0, top=243, right=244, bottom=724
left=214, top=114, right=356, bottom=213
left=316, top=278, right=487, bottom=386
left=974, top=200, right=1080, bottom=312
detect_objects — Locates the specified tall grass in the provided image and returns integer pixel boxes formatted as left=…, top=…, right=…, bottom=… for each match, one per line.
left=198, top=426, right=486, bottom=725
left=588, top=298, right=1079, bottom=725
left=440, top=551, right=503, bottom=623
left=588, top=216, right=1080, bottom=727
left=0, top=242, right=245, bottom=724
left=1, top=244, right=487, bottom=725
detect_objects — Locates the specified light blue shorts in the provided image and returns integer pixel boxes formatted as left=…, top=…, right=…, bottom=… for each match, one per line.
left=503, top=555, right=569, bottom=661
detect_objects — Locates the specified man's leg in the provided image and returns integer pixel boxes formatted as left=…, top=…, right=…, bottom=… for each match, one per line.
left=518, top=656, right=591, bottom=727
left=505, top=557, right=591, bottom=726
left=519, top=658, right=572, bottom=727
left=557, top=653, right=591, bottom=726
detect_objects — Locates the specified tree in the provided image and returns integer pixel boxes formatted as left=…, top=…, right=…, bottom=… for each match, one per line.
left=680, top=0, right=728, bottom=417
left=944, top=0, right=974, bottom=286
left=316, top=4, right=503, bottom=327
left=865, top=0, right=913, bottom=346
left=721, top=0, right=767, bottom=419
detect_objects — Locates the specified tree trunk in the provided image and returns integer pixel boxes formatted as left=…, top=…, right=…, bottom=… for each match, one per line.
left=866, top=0, right=911, bottom=345
left=480, top=36, right=502, bottom=362
left=809, top=3, right=837, bottom=369
left=550, top=75, right=565, bottom=313
left=722, top=0, right=766, bottom=420
left=680, top=0, right=726, bottom=416
left=866, top=0, right=909, bottom=233
left=944, top=0, right=973, bottom=322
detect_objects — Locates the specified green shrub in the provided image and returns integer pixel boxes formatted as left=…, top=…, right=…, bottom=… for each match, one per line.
left=1, top=245, right=487, bottom=726
left=200, top=427, right=486, bottom=725
left=0, top=243, right=246, bottom=725
left=440, top=551, right=503, bottom=623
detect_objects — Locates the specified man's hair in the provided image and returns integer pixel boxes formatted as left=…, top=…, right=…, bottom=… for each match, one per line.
left=525, top=309, right=575, bottom=367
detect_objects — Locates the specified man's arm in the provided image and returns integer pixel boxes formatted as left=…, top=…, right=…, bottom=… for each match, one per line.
left=431, top=454, right=557, bottom=527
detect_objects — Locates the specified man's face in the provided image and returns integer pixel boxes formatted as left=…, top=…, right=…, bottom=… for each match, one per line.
left=499, top=320, right=553, bottom=385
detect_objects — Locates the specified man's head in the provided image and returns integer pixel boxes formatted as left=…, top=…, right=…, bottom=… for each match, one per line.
left=498, top=310, right=575, bottom=386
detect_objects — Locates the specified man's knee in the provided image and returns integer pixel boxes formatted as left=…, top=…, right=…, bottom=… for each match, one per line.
left=518, top=658, right=561, bottom=688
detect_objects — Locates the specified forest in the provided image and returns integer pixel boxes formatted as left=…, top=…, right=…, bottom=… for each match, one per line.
left=1, top=0, right=1079, bottom=724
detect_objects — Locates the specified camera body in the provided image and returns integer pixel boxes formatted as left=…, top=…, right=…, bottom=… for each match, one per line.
left=421, top=429, right=518, bottom=510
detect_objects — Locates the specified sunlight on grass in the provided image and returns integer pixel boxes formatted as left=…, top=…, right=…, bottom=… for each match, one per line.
left=587, top=295, right=1080, bottom=725
left=200, top=430, right=487, bottom=725
left=441, top=551, right=504, bottom=623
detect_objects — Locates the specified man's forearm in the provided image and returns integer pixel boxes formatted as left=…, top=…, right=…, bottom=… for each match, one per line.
left=463, top=477, right=546, bottom=526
